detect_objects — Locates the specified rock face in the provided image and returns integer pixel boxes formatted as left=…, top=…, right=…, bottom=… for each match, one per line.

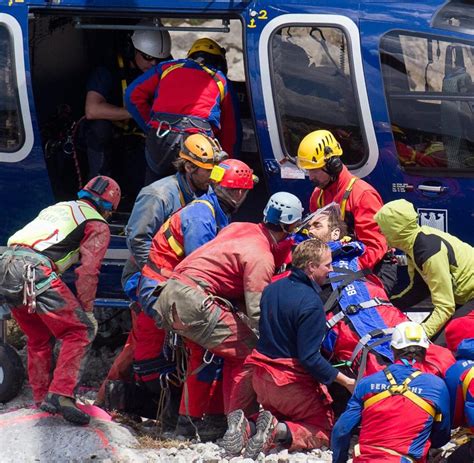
left=0, top=407, right=138, bottom=461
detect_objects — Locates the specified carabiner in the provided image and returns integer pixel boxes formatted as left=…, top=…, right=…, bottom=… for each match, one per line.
left=156, top=120, right=171, bottom=139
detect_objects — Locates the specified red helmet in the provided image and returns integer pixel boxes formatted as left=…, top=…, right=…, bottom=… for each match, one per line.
left=79, top=176, right=121, bottom=211
left=210, top=159, right=257, bottom=190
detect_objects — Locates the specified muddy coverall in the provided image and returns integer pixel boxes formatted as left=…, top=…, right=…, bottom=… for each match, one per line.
left=137, top=191, right=229, bottom=417
left=153, top=222, right=277, bottom=413
left=97, top=172, right=199, bottom=403
left=375, top=199, right=474, bottom=341
left=0, top=200, right=109, bottom=403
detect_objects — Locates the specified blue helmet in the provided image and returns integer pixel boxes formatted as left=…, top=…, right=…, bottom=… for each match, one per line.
left=263, top=192, right=303, bottom=226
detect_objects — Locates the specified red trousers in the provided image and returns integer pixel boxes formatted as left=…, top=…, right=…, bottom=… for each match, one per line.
left=96, top=310, right=139, bottom=404
left=202, top=310, right=257, bottom=414
left=252, top=367, right=334, bottom=451
left=12, top=273, right=95, bottom=404
left=179, top=340, right=224, bottom=416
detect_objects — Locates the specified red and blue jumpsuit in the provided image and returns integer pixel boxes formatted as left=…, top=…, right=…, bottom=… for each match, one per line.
left=136, top=191, right=229, bottom=417
left=445, top=338, right=474, bottom=461
left=332, top=363, right=451, bottom=463
left=125, top=58, right=238, bottom=156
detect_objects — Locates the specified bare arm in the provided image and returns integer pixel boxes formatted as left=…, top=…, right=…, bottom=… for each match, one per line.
left=85, top=91, right=131, bottom=121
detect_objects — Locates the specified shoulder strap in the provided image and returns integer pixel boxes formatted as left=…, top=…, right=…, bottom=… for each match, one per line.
left=462, top=366, right=474, bottom=401
left=161, top=62, right=186, bottom=80
left=192, top=199, right=215, bottom=218
left=340, top=177, right=358, bottom=219
left=199, top=64, right=226, bottom=102
left=162, top=199, right=215, bottom=258
left=317, top=189, right=324, bottom=209
left=364, top=369, right=442, bottom=421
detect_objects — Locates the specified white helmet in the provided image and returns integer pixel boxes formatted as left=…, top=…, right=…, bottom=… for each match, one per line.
left=131, top=27, right=171, bottom=59
left=390, top=322, right=429, bottom=350
left=263, top=192, right=303, bottom=225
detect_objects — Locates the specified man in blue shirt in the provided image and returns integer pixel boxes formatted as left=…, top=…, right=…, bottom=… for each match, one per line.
left=222, top=238, right=355, bottom=458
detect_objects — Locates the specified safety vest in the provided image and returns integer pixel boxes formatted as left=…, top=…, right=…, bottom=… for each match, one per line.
left=162, top=199, right=215, bottom=258
left=317, top=177, right=358, bottom=220
left=364, top=368, right=443, bottom=421
left=8, top=200, right=106, bottom=273
left=463, top=366, right=474, bottom=400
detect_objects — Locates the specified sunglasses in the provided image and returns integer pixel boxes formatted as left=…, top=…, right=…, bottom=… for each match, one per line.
left=138, top=50, right=158, bottom=62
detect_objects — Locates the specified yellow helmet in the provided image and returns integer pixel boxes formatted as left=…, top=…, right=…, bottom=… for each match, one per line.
left=187, top=38, right=225, bottom=58
left=296, top=129, right=343, bottom=170
left=179, top=133, right=228, bottom=170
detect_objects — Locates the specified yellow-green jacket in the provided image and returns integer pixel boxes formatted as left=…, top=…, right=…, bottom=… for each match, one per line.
left=375, top=199, right=474, bottom=338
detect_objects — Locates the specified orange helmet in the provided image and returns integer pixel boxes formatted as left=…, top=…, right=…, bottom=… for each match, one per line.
left=179, top=133, right=227, bottom=169
left=79, top=176, right=121, bottom=211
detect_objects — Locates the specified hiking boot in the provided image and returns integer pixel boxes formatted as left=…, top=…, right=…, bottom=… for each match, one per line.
left=174, top=414, right=202, bottom=439
left=243, top=410, right=278, bottom=459
left=221, top=409, right=251, bottom=455
left=198, top=414, right=227, bottom=442
left=40, top=393, right=90, bottom=425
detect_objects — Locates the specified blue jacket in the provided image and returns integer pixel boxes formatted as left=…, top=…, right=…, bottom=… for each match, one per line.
left=178, top=191, right=229, bottom=256
left=332, top=363, right=451, bottom=463
left=125, top=172, right=200, bottom=270
left=445, top=338, right=474, bottom=430
left=256, top=268, right=338, bottom=385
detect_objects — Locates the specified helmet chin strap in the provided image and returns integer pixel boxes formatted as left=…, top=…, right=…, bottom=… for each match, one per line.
left=321, top=168, right=339, bottom=189
left=188, top=168, right=206, bottom=194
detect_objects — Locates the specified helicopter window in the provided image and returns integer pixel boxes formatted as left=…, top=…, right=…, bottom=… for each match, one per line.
left=0, top=24, right=24, bottom=153
left=381, top=31, right=474, bottom=173
left=270, top=26, right=366, bottom=168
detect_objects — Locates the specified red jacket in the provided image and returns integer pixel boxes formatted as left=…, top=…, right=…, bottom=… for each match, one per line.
left=309, top=166, right=388, bottom=269
left=125, top=58, right=237, bottom=156
left=174, top=222, right=276, bottom=327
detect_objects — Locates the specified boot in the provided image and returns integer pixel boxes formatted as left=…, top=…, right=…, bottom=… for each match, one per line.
left=221, top=409, right=252, bottom=455
left=40, top=393, right=90, bottom=425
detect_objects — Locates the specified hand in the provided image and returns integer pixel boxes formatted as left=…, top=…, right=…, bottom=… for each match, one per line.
left=335, top=372, right=356, bottom=394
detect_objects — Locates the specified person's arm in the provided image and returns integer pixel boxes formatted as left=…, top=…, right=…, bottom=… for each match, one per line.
left=125, top=65, right=161, bottom=132
left=85, top=91, right=131, bottom=121
left=391, top=259, right=431, bottom=309
left=125, top=192, right=167, bottom=270
left=296, top=306, right=340, bottom=385
left=418, top=247, right=456, bottom=338
left=75, top=221, right=110, bottom=312
left=181, top=203, right=219, bottom=256
left=430, top=382, right=452, bottom=448
left=352, top=190, right=388, bottom=270
left=242, top=253, right=275, bottom=329
left=331, top=385, right=363, bottom=463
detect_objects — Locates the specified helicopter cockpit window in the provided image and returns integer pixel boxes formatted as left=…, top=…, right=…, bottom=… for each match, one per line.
left=0, top=24, right=24, bottom=153
left=381, top=31, right=474, bottom=172
left=270, top=26, right=366, bottom=167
